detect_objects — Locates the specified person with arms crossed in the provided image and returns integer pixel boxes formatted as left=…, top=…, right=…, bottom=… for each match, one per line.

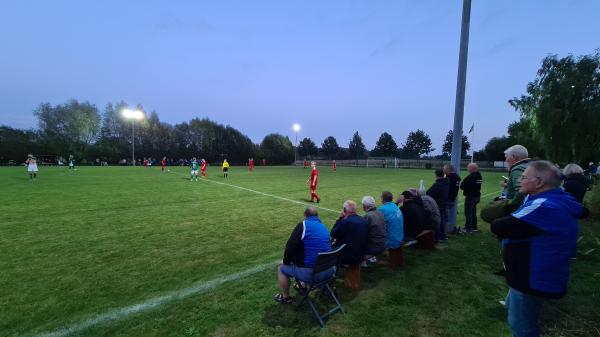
left=491, top=161, right=582, bottom=337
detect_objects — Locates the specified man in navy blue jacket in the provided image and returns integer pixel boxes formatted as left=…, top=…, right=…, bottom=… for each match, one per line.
left=491, top=161, right=582, bottom=337
left=331, top=200, right=368, bottom=266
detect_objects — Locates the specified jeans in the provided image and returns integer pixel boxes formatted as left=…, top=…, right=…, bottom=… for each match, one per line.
left=506, top=287, right=545, bottom=337
left=446, top=201, right=457, bottom=232
left=280, top=264, right=335, bottom=284
left=464, top=195, right=480, bottom=230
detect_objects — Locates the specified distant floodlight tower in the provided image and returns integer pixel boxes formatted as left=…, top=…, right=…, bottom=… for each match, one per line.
left=293, top=123, right=301, bottom=164
left=122, top=109, right=144, bottom=166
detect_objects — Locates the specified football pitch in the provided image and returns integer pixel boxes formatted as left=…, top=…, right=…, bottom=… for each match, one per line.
left=1, top=166, right=598, bottom=337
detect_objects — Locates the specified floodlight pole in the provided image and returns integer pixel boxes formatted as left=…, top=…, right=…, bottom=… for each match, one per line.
left=294, top=131, right=298, bottom=164
left=450, top=0, right=471, bottom=226
left=131, top=119, right=136, bottom=166
left=451, top=0, right=471, bottom=174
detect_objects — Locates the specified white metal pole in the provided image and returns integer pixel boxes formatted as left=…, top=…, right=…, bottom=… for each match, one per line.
left=132, top=119, right=135, bottom=166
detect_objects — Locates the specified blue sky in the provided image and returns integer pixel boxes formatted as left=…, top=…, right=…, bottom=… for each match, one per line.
left=1, top=0, right=599, bottom=152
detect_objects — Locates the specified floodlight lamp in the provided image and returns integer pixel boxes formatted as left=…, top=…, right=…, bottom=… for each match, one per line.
left=123, top=109, right=144, bottom=120
left=293, top=124, right=301, bottom=132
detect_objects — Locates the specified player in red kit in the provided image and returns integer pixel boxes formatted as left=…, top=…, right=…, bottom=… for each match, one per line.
left=303, top=159, right=308, bottom=169
left=307, top=161, right=320, bottom=203
left=332, top=160, right=337, bottom=171
left=161, top=157, right=167, bottom=172
left=143, top=158, right=149, bottom=168
left=201, top=158, right=207, bottom=178
left=262, top=159, right=267, bottom=166
left=249, top=158, right=254, bottom=171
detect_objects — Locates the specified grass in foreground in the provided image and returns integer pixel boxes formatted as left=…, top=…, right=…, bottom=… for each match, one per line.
left=0, top=166, right=598, bottom=337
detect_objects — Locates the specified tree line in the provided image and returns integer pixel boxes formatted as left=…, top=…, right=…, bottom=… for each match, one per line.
left=0, top=99, right=465, bottom=165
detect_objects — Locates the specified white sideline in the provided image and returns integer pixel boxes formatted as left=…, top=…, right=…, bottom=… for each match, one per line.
left=172, top=171, right=339, bottom=214
left=174, top=170, right=498, bottom=209
left=32, top=260, right=279, bottom=337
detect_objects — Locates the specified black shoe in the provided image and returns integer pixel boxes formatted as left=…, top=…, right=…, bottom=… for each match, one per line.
left=317, top=198, right=320, bottom=203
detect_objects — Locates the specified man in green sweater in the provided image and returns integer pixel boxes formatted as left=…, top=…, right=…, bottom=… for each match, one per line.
left=481, top=145, right=531, bottom=222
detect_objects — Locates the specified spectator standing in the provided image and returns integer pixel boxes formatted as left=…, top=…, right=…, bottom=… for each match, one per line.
left=586, top=161, right=598, bottom=176
left=427, top=169, right=450, bottom=241
left=491, top=161, right=582, bottom=337
left=444, top=164, right=461, bottom=234
left=562, top=164, right=589, bottom=203
left=460, top=163, right=483, bottom=233
left=482, top=145, right=531, bottom=223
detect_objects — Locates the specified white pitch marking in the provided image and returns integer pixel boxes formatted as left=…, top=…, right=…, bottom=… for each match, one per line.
left=171, top=170, right=339, bottom=214
left=32, top=260, right=279, bottom=337
left=457, top=191, right=498, bottom=206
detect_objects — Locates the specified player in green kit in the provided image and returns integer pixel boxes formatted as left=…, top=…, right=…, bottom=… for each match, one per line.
left=190, top=157, right=200, bottom=181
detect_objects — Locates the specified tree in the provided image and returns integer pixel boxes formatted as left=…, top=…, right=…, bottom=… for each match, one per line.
left=509, top=51, right=600, bottom=163
left=0, top=126, right=40, bottom=162
left=441, top=130, right=471, bottom=158
left=402, top=129, right=434, bottom=158
left=34, top=99, right=100, bottom=157
left=321, top=136, right=340, bottom=159
left=297, top=137, right=318, bottom=158
left=371, top=132, right=398, bottom=157
left=260, top=133, right=294, bottom=164
left=348, top=132, right=367, bottom=159
left=478, top=136, right=513, bottom=161
left=505, top=119, right=543, bottom=159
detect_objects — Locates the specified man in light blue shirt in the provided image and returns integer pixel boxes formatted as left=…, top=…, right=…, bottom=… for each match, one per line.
left=378, top=191, right=404, bottom=249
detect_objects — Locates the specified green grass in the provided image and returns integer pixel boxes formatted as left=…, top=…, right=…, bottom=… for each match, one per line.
left=1, top=166, right=598, bottom=337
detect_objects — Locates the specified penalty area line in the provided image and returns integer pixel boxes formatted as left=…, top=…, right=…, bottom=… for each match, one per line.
left=171, top=170, right=339, bottom=214
left=31, top=260, right=279, bottom=337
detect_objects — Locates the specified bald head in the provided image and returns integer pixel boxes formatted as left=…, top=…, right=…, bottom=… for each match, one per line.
left=304, top=206, right=318, bottom=218
left=467, top=163, right=479, bottom=173
left=343, top=200, right=357, bottom=213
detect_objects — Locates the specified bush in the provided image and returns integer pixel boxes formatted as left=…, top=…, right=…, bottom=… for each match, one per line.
left=585, top=181, right=600, bottom=218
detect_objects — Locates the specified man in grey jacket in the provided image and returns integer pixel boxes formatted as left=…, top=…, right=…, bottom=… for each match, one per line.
left=361, top=196, right=386, bottom=263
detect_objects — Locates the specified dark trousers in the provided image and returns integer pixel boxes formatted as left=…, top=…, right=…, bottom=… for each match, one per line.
left=464, top=195, right=480, bottom=230
left=436, top=208, right=448, bottom=240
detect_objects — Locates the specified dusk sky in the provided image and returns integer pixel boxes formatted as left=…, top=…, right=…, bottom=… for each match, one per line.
left=1, top=0, right=599, bottom=152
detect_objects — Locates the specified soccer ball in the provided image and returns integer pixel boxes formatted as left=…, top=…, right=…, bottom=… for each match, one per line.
left=167, top=169, right=170, bottom=172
